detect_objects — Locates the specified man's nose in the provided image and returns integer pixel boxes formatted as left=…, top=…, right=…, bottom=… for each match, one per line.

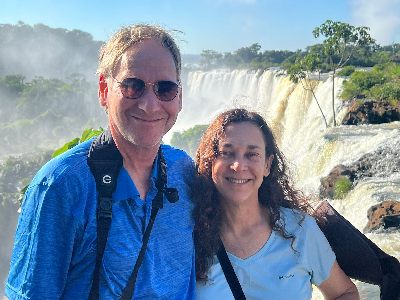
left=137, top=86, right=161, bottom=112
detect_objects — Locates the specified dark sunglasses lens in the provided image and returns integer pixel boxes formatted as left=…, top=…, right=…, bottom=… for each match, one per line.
left=155, top=81, right=179, bottom=101
left=120, top=78, right=145, bottom=99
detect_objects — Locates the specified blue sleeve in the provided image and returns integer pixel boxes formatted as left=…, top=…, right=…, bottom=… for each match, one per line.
left=302, top=216, right=336, bottom=286
left=6, top=179, right=78, bottom=299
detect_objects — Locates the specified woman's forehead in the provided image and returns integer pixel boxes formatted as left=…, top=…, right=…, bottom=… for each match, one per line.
left=219, top=122, right=266, bottom=148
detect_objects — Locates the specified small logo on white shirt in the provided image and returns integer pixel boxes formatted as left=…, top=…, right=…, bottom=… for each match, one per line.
left=279, top=274, right=294, bottom=280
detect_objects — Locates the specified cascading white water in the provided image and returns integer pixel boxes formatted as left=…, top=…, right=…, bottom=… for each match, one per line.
left=175, top=69, right=400, bottom=299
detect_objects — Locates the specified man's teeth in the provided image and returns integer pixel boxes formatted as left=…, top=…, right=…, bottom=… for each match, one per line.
left=228, top=178, right=248, bottom=184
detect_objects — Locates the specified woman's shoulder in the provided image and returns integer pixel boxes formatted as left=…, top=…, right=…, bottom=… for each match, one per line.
left=278, top=207, right=317, bottom=234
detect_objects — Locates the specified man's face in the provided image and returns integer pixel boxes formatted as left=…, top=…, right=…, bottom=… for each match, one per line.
left=100, top=38, right=182, bottom=149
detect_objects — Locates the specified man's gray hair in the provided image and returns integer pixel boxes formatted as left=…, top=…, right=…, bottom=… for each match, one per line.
left=97, top=24, right=181, bottom=78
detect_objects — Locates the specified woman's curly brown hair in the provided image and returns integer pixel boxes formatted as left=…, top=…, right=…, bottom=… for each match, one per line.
left=193, top=108, right=315, bottom=281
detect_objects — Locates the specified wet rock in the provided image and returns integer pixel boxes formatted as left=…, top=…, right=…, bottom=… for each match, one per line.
left=364, top=200, right=400, bottom=232
left=319, top=165, right=357, bottom=199
left=342, top=100, right=400, bottom=125
left=319, top=137, right=400, bottom=199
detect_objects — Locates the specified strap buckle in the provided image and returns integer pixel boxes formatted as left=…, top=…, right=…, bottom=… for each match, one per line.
left=98, top=197, right=112, bottom=219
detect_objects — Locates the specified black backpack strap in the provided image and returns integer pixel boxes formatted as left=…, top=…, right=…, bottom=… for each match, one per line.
left=217, top=241, right=246, bottom=300
left=120, top=149, right=168, bottom=300
left=88, top=130, right=123, bottom=300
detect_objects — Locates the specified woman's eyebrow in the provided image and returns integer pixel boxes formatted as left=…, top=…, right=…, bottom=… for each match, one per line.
left=248, top=145, right=262, bottom=150
left=219, top=144, right=261, bottom=149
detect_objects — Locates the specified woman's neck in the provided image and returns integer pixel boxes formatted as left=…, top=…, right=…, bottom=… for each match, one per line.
left=220, top=202, right=272, bottom=259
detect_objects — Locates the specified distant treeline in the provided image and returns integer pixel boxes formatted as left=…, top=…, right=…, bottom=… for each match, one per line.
left=199, top=43, right=400, bottom=70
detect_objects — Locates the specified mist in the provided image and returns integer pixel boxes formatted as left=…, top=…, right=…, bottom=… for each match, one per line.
left=0, top=22, right=107, bottom=295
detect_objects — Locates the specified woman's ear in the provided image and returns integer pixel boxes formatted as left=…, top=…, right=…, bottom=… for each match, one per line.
left=98, top=74, right=108, bottom=107
left=264, top=155, right=274, bottom=177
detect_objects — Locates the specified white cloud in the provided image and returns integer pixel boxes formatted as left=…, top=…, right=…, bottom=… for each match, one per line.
left=350, top=0, right=400, bottom=45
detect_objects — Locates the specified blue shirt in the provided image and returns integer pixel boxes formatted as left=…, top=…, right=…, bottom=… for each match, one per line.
left=196, top=208, right=336, bottom=300
left=6, top=140, right=196, bottom=299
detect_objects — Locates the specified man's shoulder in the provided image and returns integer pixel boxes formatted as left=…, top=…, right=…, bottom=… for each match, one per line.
left=160, top=144, right=195, bottom=186
left=161, top=144, right=192, bottom=160
left=161, top=144, right=194, bottom=168
left=32, top=139, right=93, bottom=186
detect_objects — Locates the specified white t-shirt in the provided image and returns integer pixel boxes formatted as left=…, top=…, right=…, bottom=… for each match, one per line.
left=196, top=208, right=336, bottom=300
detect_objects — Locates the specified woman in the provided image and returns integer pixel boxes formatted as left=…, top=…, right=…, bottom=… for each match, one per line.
left=193, top=108, right=359, bottom=299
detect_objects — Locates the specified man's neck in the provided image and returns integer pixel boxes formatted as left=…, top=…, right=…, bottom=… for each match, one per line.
left=111, top=127, right=160, bottom=200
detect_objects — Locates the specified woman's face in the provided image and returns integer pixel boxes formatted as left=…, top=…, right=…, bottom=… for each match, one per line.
left=211, top=121, right=273, bottom=207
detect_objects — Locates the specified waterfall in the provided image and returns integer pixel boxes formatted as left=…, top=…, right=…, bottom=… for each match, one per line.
left=177, top=68, right=400, bottom=299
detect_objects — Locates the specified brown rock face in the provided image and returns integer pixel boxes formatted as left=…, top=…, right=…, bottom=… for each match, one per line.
left=364, top=201, right=400, bottom=232
left=319, top=165, right=357, bottom=199
left=342, top=100, right=400, bottom=125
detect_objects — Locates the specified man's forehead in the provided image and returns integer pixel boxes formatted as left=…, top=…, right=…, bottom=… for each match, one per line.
left=122, top=40, right=175, bottom=68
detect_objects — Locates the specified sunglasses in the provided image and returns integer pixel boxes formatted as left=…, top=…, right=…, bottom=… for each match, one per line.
left=114, top=77, right=180, bottom=102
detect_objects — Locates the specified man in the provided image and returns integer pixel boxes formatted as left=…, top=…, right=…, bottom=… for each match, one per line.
left=6, top=24, right=195, bottom=299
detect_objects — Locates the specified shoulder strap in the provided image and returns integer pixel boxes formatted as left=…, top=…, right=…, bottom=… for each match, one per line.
left=88, top=130, right=123, bottom=300
left=217, top=241, right=247, bottom=300
left=87, top=133, right=179, bottom=299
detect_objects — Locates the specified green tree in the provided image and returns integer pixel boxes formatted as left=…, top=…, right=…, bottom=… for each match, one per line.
left=200, top=50, right=223, bottom=69
left=0, top=75, right=26, bottom=94
left=286, top=52, right=329, bottom=128
left=312, top=20, right=376, bottom=126
left=234, top=43, right=262, bottom=65
left=170, top=125, right=208, bottom=157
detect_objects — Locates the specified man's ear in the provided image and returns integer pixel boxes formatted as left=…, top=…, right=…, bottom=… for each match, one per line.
left=98, top=74, right=108, bottom=107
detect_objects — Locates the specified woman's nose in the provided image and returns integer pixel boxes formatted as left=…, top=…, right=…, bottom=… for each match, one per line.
left=230, top=159, right=247, bottom=171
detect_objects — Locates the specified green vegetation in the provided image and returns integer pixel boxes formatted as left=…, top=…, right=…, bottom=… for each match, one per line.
left=0, top=151, right=52, bottom=206
left=170, top=125, right=208, bottom=158
left=16, top=128, right=103, bottom=206
left=340, top=63, right=400, bottom=102
left=333, top=176, right=353, bottom=199
left=199, top=39, right=399, bottom=73
left=200, top=43, right=296, bottom=70
left=0, top=74, right=101, bottom=156
left=52, top=128, right=103, bottom=157
left=286, top=20, right=376, bottom=126
left=337, top=66, right=356, bottom=76
left=285, top=52, right=329, bottom=128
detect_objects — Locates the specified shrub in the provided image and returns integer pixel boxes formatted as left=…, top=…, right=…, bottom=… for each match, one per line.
left=170, top=125, right=208, bottom=157
left=334, top=176, right=353, bottom=199
left=369, top=82, right=400, bottom=101
left=340, top=68, right=387, bottom=100
left=337, top=66, right=356, bottom=76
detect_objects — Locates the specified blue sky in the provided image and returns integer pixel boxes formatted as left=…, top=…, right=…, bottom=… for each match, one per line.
left=1, top=0, right=400, bottom=54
